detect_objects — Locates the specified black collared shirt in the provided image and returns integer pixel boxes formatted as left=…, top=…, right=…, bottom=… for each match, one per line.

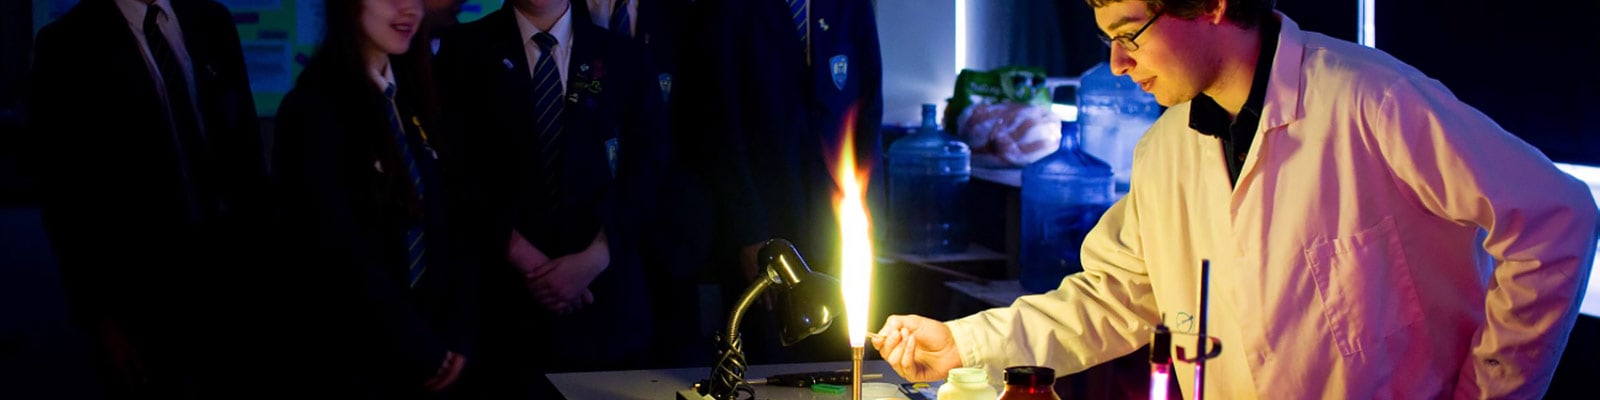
left=1188, top=17, right=1281, bottom=187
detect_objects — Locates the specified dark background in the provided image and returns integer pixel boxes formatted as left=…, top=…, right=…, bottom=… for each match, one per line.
left=0, top=0, right=1595, bottom=398
left=1011, top=0, right=1598, bottom=166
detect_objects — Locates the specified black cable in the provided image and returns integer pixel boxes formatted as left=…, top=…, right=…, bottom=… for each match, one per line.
left=708, top=332, right=755, bottom=399
left=706, top=269, right=774, bottom=399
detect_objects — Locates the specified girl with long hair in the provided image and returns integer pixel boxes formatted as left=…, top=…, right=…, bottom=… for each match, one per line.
left=271, top=0, right=473, bottom=395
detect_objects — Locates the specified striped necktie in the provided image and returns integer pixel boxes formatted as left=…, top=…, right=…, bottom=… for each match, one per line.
left=786, top=0, right=808, bottom=63
left=531, top=32, right=564, bottom=201
left=383, top=83, right=428, bottom=288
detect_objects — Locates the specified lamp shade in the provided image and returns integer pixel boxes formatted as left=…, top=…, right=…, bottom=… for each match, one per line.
left=758, top=239, right=840, bottom=346
left=778, top=272, right=838, bottom=345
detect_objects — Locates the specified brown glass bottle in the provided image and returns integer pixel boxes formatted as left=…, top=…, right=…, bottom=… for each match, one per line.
left=996, top=366, right=1060, bottom=400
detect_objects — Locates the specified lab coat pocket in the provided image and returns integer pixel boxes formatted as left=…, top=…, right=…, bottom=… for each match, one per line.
left=1303, top=216, right=1425, bottom=357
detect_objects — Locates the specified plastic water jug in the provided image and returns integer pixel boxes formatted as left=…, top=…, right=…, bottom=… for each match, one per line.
left=888, top=104, right=972, bottom=254
left=1077, top=62, right=1160, bottom=193
left=1020, top=122, right=1114, bottom=293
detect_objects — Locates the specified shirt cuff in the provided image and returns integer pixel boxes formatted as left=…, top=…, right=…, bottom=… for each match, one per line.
left=947, top=314, right=988, bottom=369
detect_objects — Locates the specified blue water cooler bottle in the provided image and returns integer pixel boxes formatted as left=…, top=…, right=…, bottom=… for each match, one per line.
left=888, top=104, right=972, bottom=254
left=1020, top=122, right=1114, bottom=293
left=1076, top=62, right=1160, bottom=193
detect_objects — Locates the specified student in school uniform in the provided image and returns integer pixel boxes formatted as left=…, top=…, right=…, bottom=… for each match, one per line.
left=585, top=0, right=710, bottom=368
left=25, top=0, right=269, bottom=395
left=271, top=0, right=474, bottom=395
left=435, top=0, right=662, bottom=394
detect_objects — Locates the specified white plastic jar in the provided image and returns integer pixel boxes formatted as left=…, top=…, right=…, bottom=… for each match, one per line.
left=937, top=367, right=999, bottom=400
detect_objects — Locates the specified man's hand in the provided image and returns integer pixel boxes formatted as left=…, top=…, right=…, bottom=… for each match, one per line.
left=423, top=351, right=466, bottom=392
left=526, top=233, right=610, bottom=314
left=871, top=314, right=964, bottom=382
left=507, top=229, right=551, bottom=275
left=527, top=261, right=599, bottom=314
left=507, top=229, right=579, bottom=311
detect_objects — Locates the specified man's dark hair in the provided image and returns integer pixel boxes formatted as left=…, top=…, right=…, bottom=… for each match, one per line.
left=1085, top=0, right=1276, bottom=29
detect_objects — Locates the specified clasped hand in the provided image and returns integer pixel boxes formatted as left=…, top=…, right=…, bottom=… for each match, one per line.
left=508, top=230, right=607, bottom=314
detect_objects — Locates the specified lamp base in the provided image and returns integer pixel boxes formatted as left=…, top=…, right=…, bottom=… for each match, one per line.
left=677, top=389, right=712, bottom=400
left=708, top=331, right=750, bottom=399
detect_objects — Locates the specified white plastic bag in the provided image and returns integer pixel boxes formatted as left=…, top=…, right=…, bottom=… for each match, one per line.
left=957, top=102, right=1061, bottom=168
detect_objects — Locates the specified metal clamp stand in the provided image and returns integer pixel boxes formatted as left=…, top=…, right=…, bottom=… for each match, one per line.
left=1172, top=259, right=1223, bottom=400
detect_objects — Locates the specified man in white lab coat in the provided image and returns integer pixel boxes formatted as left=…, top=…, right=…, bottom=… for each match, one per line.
left=871, top=0, right=1597, bottom=398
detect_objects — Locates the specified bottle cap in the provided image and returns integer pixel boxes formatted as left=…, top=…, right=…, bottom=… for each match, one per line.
left=1151, top=323, right=1172, bottom=364
left=947, top=367, right=988, bottom=384
left=1003, top=366, right=1055, bottom=386
left=861, top=382, right=902, bottom=398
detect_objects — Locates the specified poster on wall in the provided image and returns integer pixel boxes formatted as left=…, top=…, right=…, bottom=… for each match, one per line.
left=295, top=0, right=324, bottom=46
left=240, top=40, right=294, bottom=94
left=216, top=0, right=282, bottom=12
left=457, top=0, right=500, bottom=23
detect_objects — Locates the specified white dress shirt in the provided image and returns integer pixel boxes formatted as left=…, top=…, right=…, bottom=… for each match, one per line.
left=369, top=61, right=396, bottom=95
left=513, top=3, right=574, bottom=93
left=114, top=0, right=200, bottom=113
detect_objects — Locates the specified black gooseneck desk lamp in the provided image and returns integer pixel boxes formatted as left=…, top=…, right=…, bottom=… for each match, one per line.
left=689, top=239, right=841, bottom=400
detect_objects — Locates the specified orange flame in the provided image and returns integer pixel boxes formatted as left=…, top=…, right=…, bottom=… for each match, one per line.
left=831, top=106, right=874, bottom=348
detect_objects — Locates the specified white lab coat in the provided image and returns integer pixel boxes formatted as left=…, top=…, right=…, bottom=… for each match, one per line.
left=947, top=14, right=1596, bottom=399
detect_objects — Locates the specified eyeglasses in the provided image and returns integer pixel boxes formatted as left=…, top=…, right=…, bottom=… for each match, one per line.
left=1098, top=11, right=1163, bottom=52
